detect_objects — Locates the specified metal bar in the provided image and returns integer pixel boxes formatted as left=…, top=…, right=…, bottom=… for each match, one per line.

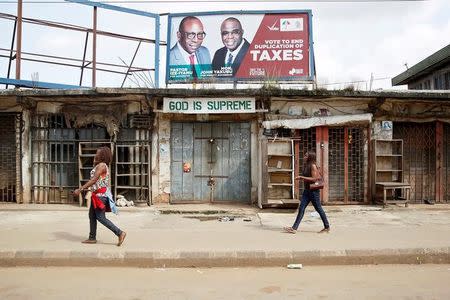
left=80, top=32, right=89, bottom=86
left=15, top=0, right=22, bottom=81
left=33, top=161, right=76, bottom=164
left=92, top=6, right=97, bottom=87
left=121, top=41, right=141, bottom=88
left=322, top=127, right=329, bottom=204
left=0, top=77, right=85, bottom=89
left=294, top=130, right=300, bottom=199
left=344, top=127, right=349, bottom=203
left=0, top=55, right=134, bottom=75
left=0, top=49, right=151, bottom=70
left=6, top=18, right=17, bottom=89
left=0, top=13, right=159, bottom=44
left=436, top=121, right=444, bottom=203
left=154, top=15, right=160, bottom=88
left=66, top=0, right=159, bottom=18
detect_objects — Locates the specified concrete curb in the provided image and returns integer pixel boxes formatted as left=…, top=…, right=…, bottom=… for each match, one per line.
left=1, top=247, right=449, bottom=268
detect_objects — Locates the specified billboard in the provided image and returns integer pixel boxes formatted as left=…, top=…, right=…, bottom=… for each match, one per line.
left=166, top=10, right=314, bottom=84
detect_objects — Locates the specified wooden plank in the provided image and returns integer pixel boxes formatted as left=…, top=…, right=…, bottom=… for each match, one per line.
left=170, top=123, right=183, bottom=201
left=212, top=123, right=224, bottom=201
left=182, top=123, right=194, bottom=200
left=222, top=123, right=231, bottom=201
left=240, top=123, right=251, bottom=202
left=193, top=123, right=203, bottom=201
left=200, top=123, right=211, bottom=201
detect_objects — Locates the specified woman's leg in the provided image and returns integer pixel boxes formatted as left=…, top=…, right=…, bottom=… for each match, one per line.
left=88, top=203, right=97, bottom=240
left=292, top=190, right=312, bottom=230
left=310, top=190, right=330, bottom=229
left=94, top=208, right=122, bottom=237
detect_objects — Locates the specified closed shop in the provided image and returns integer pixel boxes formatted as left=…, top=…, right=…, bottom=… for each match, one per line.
left=170, top=122, right=251, bottom=203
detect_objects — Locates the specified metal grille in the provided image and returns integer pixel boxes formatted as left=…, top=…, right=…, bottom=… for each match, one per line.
left=0, top=114, right=18, bottom=202
left=32, top=114, right=152, bottom=204
left=444, top=123, right=450, bottom=203
left=115, top=128, right=151, bottom=204
left=348, top=128, right=365, bottom=202
left=297, top=128, right=316, bottom=196
left=31, top=114, right=79, bottom=204
left=393, top=122, right=436, bottom=203
left=329, top=128, right=345, bottom=202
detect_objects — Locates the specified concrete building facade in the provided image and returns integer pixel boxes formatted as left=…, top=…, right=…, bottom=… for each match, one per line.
left=0, top=88, right=449, bottom=207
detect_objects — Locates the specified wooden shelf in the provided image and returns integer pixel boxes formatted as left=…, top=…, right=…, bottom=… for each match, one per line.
left=264, top=139, right=295, bottom=206
left=372, top=139, right=408, bottom=207
left=268, top=168, right=293, bottom=172
left=268, top=183, right=293, bottom=187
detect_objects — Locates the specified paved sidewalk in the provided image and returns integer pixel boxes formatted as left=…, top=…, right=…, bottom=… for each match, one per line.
left=0, top=203, right=449, bottom=267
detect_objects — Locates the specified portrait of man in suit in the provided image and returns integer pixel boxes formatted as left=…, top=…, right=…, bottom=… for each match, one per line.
left=212, top=17, right=250, bottom=77
left=169, top=16, right=212, bottom=80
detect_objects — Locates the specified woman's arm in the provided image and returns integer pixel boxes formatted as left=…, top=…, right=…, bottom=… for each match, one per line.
left=295, top=164, right=321, bottom=182
left=73, top=163, right=106, bottom=196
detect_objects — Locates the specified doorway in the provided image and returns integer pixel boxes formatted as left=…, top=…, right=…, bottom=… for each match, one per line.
left=171, top=122, right=251, bottom=203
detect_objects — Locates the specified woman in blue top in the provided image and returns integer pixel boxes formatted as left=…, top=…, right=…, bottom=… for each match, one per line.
left=284, top=151, right=330, bottom=234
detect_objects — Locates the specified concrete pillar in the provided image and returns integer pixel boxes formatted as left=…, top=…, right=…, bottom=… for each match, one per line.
left=21, top=109, right=31, bottom=203
left=152, top=115, right=171, bottom=203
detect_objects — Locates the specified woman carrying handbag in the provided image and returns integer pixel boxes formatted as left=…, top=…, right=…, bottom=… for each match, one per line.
left=284, top=151, right=330, bottom=234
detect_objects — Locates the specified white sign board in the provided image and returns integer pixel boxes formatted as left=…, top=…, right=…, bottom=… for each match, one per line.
left=163, top=98, right=256, bottom=114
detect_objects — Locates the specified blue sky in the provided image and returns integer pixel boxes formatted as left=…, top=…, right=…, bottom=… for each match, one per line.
left=0, top=0, right=449, bottom=89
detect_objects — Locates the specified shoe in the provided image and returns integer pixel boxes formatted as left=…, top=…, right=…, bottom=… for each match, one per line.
left=318, top=227, right=330, bottom=234
left=284, top=226, right=297, bottom=234
left=117, top=231, right=127, bottom=246
left=82, top=239, right=97, bottom=244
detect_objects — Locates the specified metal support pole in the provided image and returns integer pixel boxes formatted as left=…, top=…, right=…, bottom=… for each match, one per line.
left=80, top=32, right=89, bottom=86
left=6, top=18, right=17, bottom=89
left=92, top=6, right=97, bottom=87
left=15, top=0, right=23, bottom=83
left=121, top=41, right=141, bottom=88
left=154, top=15, right=160, bottom=88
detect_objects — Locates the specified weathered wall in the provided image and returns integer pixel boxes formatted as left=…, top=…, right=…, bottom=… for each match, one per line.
left=154, top=115, right=171, bottom=203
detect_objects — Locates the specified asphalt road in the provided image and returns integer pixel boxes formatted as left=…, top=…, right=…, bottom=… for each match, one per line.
left=1, top=265, right=449, bottom=299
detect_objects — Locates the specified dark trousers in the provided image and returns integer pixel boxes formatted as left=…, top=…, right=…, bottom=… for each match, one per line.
left=292, top=189, right=330, bottom=230
left=88, top=197, right=122, bottom=239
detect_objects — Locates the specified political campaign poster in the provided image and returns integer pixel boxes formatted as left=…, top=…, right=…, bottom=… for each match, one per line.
left=166, top=11, right=314, bottom=84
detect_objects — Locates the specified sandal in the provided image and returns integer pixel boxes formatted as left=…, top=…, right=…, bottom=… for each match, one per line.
left=82, top=239, right=97, bottom=244
left=318, top=227, right=330, bottom=234
left=284, top=226, right=297, bottom=234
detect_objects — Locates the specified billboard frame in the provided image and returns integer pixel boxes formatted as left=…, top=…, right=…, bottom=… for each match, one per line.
left=166, top=9, right=315, bottom=85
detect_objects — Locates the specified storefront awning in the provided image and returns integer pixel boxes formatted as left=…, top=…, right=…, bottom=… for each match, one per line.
left=262, top=113, right=373, bottom=129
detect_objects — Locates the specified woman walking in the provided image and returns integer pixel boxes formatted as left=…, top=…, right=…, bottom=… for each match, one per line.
left=74, top=146, right=126, bottom=246
left=284, top=151, right=330, bottom=234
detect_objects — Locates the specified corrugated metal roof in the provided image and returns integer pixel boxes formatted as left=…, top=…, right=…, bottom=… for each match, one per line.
left=392, top=44, right=450, bottom=86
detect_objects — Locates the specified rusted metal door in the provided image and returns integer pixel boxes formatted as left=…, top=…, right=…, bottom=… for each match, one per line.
left=0, top=114, right=19, bottom=202
left=296, top=128, right=316, bottom=198
left=171, top=122, right=251, bottom=203
left=31, top=115, right=79, bottom=204
left=328, top=128, right=345, bottom=202
left=393, top=122, right=436, bottom=203
left=328, top=127, right=366, bottom=203
left=296, top=126, right=366, bottom=204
